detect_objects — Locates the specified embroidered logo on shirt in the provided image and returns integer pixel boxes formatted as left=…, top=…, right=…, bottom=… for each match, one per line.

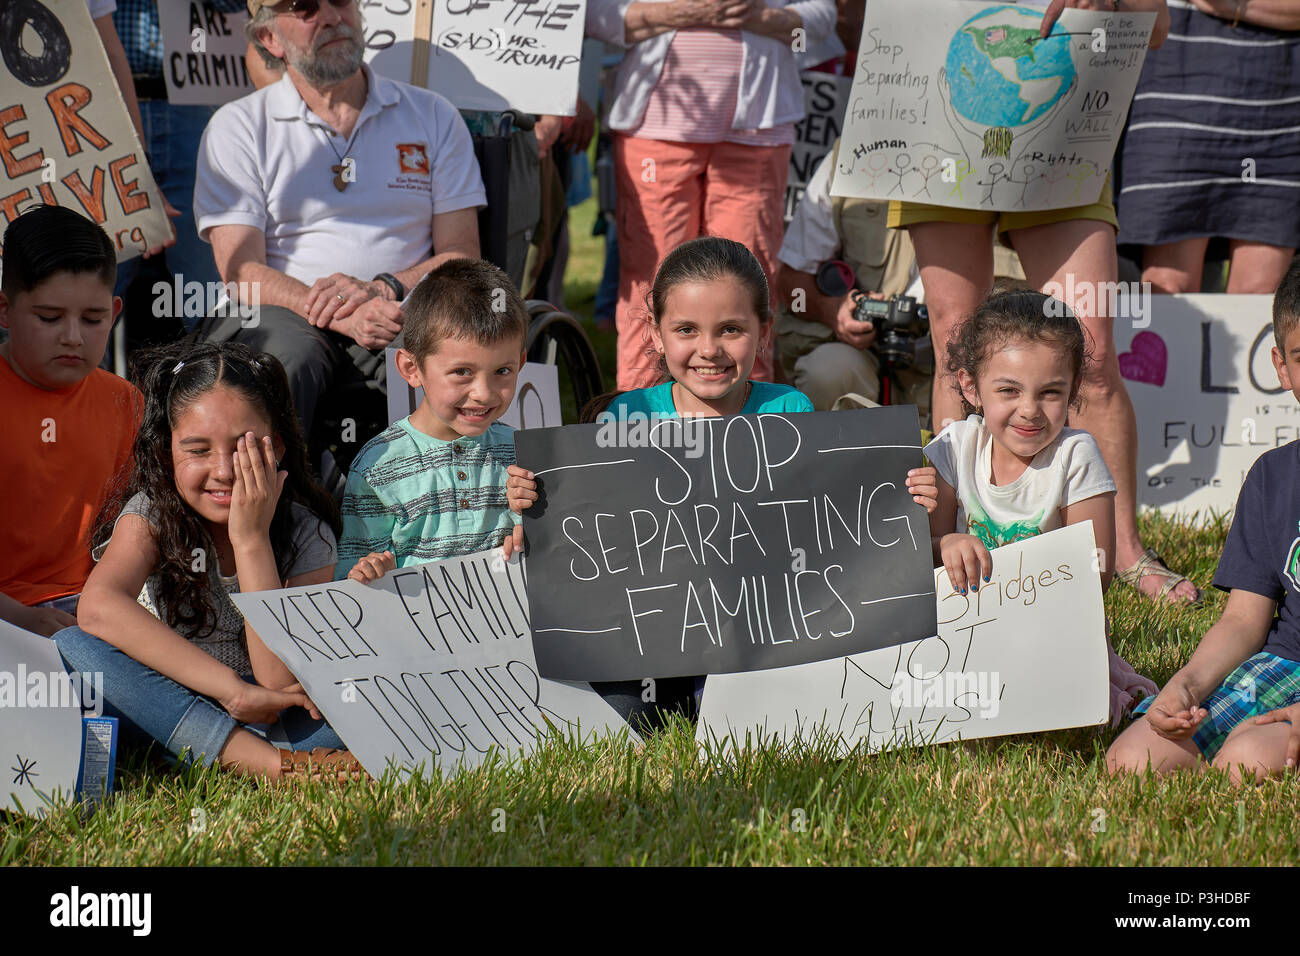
left=397, top=143, right=430, bottom=175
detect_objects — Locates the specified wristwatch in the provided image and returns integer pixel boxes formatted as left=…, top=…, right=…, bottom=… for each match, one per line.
left=373, top=272, right=405, bottom=301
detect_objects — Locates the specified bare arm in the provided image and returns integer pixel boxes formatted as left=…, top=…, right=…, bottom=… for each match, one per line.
left=1059, top=491, right=1117, bottom=592
left=78, top=516, right=251, bottom=704
left=1192, top=0, right=1300, bottom=30
left=392, top=206, right=481, bottom=294
left=740, top=3, right=803, bottom=40
left=624, top=0, right=757, bottom=42
left=775, top=264, right=840, bottom=328
left=1041, top=0, right=1172, bottom=49
left=209, top=223, right=313, bottom=314
left=1170, top=588, right=1276, bottom=700
left=929, top=473, right=960, bottom=566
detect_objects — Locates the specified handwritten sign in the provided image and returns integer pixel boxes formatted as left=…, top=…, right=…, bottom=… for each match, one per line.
left=514, top=406, right=937, bottom=682
left=230, top=549, right=637, bottom=779
left=832, top=1, right=1153, bottom=211
left=697, top=522, right=1109, bottom=755
left=0, top=0, right=171, bottom=258
left=427, top=0, right=586, bottom=114
left=157, top=1, right=254, bottom=105
left=785, top=72, right=852, bottom=223
left=384, top=350, right=562, bottom=428
left=1116, top=293, right=1282, bottom=519
left=158, top=0, right=421, bottom=106
left=0, top=619, right=85, bottom=815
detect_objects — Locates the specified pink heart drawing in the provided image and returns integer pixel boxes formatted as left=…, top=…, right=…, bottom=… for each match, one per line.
left=1118, top=330, right=1167, bottom=387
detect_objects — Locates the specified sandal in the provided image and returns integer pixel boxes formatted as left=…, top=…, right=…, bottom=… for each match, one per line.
left=1116, top=548, right=1203, bottom=606
left=278, top=747, right=370, bottom=784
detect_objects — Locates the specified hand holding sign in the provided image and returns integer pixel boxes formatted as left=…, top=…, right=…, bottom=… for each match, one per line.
left=515, top=406, right=938, bottom=681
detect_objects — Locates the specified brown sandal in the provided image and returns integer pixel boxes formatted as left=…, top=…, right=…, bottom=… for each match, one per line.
left=278, top=747, right=370, bottom=783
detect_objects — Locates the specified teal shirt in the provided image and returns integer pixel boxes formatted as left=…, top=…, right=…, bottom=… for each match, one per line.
left=605, top=382, right=813, bottom=418
left=336, top=419, right=520, bottom=579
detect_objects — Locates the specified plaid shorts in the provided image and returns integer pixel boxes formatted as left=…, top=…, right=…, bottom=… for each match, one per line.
left=1132, top=652, right=1300, bottom=761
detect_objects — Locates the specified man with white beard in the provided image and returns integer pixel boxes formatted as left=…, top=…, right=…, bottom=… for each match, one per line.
left=194, top=0, right=486, bottom=434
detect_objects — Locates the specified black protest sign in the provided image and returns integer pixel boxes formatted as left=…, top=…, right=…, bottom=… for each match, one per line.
left=515, top=405, right=938, bottom=681
left=0, top=0, right=171, bottom=258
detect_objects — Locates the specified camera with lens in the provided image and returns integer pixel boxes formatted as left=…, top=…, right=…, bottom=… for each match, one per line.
left=851, top=292, right=930, bottom=370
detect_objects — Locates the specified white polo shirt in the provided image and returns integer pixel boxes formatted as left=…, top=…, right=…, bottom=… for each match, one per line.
left=194, top=66, right=486, bottom=286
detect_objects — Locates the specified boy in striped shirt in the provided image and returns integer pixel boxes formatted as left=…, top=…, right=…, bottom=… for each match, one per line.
left=336, top=259, right=528, bottom=581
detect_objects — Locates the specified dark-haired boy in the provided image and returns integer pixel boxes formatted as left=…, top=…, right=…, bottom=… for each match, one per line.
left=0, top=206, right=142, bottom=636
left=337, top=258, right=527, bottom=581
left=1109, top=257, right=1300, bottom=783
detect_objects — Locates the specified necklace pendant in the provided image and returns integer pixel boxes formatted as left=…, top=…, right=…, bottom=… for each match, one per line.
left=332, top=164, right=349, bottom=192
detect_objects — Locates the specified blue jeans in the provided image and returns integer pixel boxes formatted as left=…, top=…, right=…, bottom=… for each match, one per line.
left=54, top=626, right=343, bottom=768
left=114, top=101, right=222, bottom=320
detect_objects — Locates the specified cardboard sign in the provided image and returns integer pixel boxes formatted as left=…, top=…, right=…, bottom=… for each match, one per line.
left=832, top=1, right=1153, bottom=211
left=230, top=549, right=637, bottom=780
left=157, top=0, right=254, bottom=105
left=159, top=0, right=422, bottom=106
left=426, top=0, right=586, bottom=114
left=514, top=405, right=938, bottom=682
left=697, top=522, right=1109, bottom=755
left=0, top=620, right=86, bottom=815
left=0, top=0, right=171, bottom=258
left=785, top=72, right=851, bottom=223
left=1117, top=293, right=1283, bottom=519
left=384, top=350, right=562, bottom=429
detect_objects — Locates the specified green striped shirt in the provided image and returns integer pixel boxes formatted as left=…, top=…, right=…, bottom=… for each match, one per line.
left=336, top=419, right=519, bottom=578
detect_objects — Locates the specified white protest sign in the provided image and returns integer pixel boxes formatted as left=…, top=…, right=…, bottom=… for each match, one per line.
left=157, top=1, right=255, bottom=105
left=1116, top=293, right=1282, bottom=520
left=696, top=522, right=1108, bottom=755
left=385, top=349, right=562, bottom=428
left=427, top=0, right=586, bottom=113
left=158, top=0, right=421, bottom=106
left=0, top=0, right=172, bottom=259
left=785, top=71, right=852, bottom=224
left=832, top=0, right=1152, bottom=211
left=230, top=549, right=638, bottom=779
left=0, top=620, right=86, bottom=815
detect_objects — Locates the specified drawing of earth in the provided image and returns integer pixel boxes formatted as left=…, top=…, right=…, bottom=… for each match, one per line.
left=945, top=5, right=1076, bottom=128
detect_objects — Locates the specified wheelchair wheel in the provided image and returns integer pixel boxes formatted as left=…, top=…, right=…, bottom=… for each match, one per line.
left=525, top=301, right=603, bottom=419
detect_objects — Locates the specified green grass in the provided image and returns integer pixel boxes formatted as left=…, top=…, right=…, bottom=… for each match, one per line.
left=4, top=512, right=1294, bottom=866
left=3, top=229, right=1286, bottom=867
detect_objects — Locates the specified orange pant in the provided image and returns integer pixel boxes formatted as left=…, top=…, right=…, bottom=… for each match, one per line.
left=613, top=134, right=789, bottom=390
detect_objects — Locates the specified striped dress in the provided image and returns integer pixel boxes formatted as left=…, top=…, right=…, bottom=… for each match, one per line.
left=1115, top=0, right=1300, bottom=248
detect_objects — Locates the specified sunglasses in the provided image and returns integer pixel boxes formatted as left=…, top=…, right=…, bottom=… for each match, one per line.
left=270, top=0, right=352, bottom=20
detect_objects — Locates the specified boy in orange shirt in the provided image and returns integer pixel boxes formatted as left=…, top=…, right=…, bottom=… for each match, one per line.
left=0, top=206, right=142, bottom=636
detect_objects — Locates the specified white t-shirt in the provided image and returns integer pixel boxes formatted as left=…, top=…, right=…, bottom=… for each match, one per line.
left=924, top=415, right=1115, bottom=548
left=194, top=66, right=486, bottom=286
left=87, top=0, right=116, bottom=18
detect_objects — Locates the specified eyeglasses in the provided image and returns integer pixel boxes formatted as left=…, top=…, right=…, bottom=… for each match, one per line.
left=271, top=0, right=352, bottom=20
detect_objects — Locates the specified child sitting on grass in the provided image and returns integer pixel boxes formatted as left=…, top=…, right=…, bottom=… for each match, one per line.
left=0, top=205, right=141, bottom=637
left=338, top=258, right=528, bottom=582
left=1108, top=259, right=1300, bottom=783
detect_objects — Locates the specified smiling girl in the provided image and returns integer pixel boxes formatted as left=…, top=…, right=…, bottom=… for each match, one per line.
left=54, top=342, right=364, bottom=781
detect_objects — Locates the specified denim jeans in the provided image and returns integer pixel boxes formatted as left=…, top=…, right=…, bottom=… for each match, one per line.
left=54, top=626, right=343, bottom=768
left=114, top=100, right=222, bottom=320
left=37, top=594, right=80, bottom=615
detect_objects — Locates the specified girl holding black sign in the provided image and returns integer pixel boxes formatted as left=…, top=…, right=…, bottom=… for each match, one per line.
left=506, top=237, right=939, bottom=728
